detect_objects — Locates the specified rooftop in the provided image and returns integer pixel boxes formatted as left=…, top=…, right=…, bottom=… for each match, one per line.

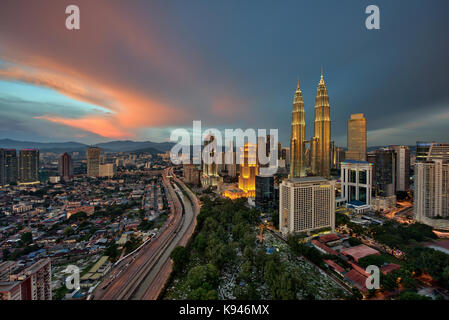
left=341, top=244, right=380, bottom=262
left=288, top=176, right=329, bottom=183
left=342, top=159, right=371, bottom=165
left=344, top=269, right=368, bottom=292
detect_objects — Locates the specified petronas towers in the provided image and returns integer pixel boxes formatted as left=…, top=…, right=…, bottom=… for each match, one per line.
left=290, top=81, right=306, bottom=177
left=290, top=70, right=331, bottom=178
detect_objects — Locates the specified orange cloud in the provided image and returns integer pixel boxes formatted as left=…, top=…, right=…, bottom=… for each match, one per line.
left=35, top=115, right=133, bottom=139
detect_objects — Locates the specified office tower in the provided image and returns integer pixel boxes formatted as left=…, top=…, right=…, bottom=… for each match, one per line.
left=279, top=177, right=335, bottom=236
left=183, top=164, right=201, bottom=185
left=87, top=147, right=101, bottom=177
left=416, top=142, right=449, bottom=163
left=202, top=135, right=218, bottom=177
left=255, top=174, right=274, bottom=210
left=312, top=70, right=331, bottom=177
left=392, top=145, right=410, bottom=192
left=416, top=141, right=433, bottom=162
left=226, top=140, right=237, bottom=177
left=18, top=149, right=39, bottom=184
left=99, top=163, right=116, bottom=178
left=414, top=160, right=449, bottom=226
left=58, top=152, right=73, bottom=181
left=341, top=160, right=373, bottom=205
left=333, top=147, right=345, bottom=170
left=238, top=142, right=259, bottom=197
left=371, top=148, right=396, bottom=196
left=282, top=148, right=291, bottom=166
left=2, top=149, right=18, bottom=185
left=0, top=149, right=4, bottom=186
left=290, top=81, right=306, bottom=177
left=277, top=142, right=282, bottom=161
left=367, top=151, right=377, bottom=185
left=346, top=113, right=367, bottom=161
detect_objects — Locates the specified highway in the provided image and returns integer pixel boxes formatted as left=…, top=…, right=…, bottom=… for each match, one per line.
left=91, top=167, right=200, bottom=300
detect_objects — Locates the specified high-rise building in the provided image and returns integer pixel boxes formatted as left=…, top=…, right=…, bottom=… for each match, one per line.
left=201, top=135, right=222, bottom=187
left=0, top=149, right=3, bottom=187
left=87, top=147, right=101, bottom=177
left=225, top=140, right=237, bottom=177
left=418, top=142, right=449, bottom=162
left=414, top=160, right=449, bottom=227
left=99, top=163, right=116, bottom=178
left=282, top=147, right=291, bottom=169
left=238, top=142, right=258, bottom=197
left=372, top=148, right=396, bottom=197
left=311, top=71, right=331, bottom=177
left=58, top=152, right=73, bottom=181
left=18, top=149, right=39, bottom=184
left=255, top=174, right=274, bottom=210
left=346, top=113, right=367, bottom=161
left=416, top=141, right=434, bottom=162
left=202, top=135, right=218, bottom=177
left=0, top=259, right=51, bottom=300
left=332, top=147, right=345, bottom=170
left=341, top=160, right=373, bottom=206
left=290, top=81, right=306, bottom=178
left=279, top=177, right=335, bottom=236
left=183, top=164, right=201, bottom=185
left=392, top=145, right=410, bottom=192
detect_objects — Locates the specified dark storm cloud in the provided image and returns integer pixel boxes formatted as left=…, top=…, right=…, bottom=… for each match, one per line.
left=0, top=0, right=448, bottom=145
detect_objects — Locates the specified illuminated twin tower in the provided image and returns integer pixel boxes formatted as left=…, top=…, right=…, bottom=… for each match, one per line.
left=290, top=70, right=331, bottom=178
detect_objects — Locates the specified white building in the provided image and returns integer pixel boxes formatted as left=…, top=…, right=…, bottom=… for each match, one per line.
left=341, top=160, right=373, bottom=208
left=414, top=160, right=449, bottom=229
left=279, top=177, right=335, bottom=236
left=392, top=145, right=410, bottom=192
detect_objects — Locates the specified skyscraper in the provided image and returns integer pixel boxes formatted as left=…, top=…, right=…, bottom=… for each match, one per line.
left=3, top=149, right=18, bottom=185
left=414, top=160, right=449, bottom=226
left=290, top=81, right=306, bottom=178
left=58, top=152, right=73, bottom=181
left=372, top=148, right=396, bottom=197
left=18, top=149, right=39, bottom=184
left=312, top=70, right=331, bottom=177
left=225, top=140, right=237, bottom=178
left=202, top=135, right=218, bottom=177
left=255, top=174, right=274, bottom=210
left=279, top=177, right=335, bottom=236
left=87, top=147, right=101, bottom=177
left=346, top=113, right=367, bottom=161
left=392, top=145, right=410, bottom=192
left=0, top=149, right=4, bottom=187
left=238, top=142, right=258, bottom=197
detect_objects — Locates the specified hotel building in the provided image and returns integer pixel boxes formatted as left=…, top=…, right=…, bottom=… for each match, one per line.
left=279, top=177, right=335, bottom=236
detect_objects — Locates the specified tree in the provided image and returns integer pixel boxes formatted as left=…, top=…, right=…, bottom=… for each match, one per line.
left=398, top=291, right=431, bottom=300
left=63, top=227, right=75, bottom=236
left=105, top=242, right=120, bottom=262
left=20, top=232, right=33, bottom=247
left=170, top=246, right=189, bottom=274
left=186, top=264, right=219, bottom=291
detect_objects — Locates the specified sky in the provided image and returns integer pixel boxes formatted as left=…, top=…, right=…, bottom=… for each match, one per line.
left=0, top=0, right=448, bottom=147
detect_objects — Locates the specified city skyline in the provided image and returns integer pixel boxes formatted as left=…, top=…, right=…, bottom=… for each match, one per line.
left=0, top=1, right=449, bottom=147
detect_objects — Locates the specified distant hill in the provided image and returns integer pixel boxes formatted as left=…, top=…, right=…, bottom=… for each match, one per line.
left=93, top=140, right=174, bottom=153
left=0, top=139, right=86, bottom=152
left=0, top=138, right=174, bottom=153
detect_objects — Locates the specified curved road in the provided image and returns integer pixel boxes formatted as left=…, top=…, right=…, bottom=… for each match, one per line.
left=91, top=167, right=199, bottom=300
